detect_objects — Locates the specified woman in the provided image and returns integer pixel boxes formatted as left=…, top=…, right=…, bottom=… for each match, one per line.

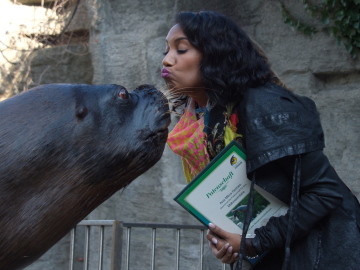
left=162, top=11, right=360, bottom=270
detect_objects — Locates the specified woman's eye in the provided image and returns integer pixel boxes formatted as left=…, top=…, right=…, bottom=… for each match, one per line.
left=163, top=49, right=188, bottom=55
left=177, top=49, right=188, bottom=54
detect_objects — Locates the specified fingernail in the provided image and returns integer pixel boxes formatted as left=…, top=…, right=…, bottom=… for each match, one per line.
left=224, top=243, right=230, bottom=249
left=234, top=253, right=239, bottom=258
left=212, top=238, right=217, bottom=244
left=228, top=246, right=233, bottom=253
left=209, top=223, right=215, bottom=229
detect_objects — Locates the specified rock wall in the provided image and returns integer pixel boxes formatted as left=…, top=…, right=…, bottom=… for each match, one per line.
left=1, top=0, right=358, bottom=269
left=0, top=0, right=93, bottom=97
left=83, top=0, right=360, bottom=269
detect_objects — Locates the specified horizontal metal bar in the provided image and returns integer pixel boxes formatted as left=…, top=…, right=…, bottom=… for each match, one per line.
left=78, top=220, right=115, bottom=226
left=77, top=220, right=207, bottom=230
left=77, top=221, right=207, bottom=230
left=123, top=223, right=207, bottom=230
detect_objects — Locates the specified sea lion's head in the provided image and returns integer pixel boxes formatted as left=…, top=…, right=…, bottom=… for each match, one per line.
left=0, top=83, right=170, bottom=270
left=69, top=83, right=171, bottom=186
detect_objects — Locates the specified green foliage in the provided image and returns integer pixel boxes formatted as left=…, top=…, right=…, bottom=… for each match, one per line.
left=279, top=0, right=360, bottom=59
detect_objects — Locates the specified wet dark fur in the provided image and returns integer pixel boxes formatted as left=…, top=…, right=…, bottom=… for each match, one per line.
left=0, top=83, right=170, bottom=270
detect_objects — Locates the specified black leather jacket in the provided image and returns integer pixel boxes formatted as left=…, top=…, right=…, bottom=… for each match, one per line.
left=236, top=83, right=360, bottom=270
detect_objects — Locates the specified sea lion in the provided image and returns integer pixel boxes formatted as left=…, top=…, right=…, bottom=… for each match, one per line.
left=0, top=83, right=170, bottom=270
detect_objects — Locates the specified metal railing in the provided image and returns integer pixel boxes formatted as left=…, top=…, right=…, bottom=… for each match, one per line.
left=69, top=220, right=228, bottom=270
left=69, top=220, right=123, bottom=270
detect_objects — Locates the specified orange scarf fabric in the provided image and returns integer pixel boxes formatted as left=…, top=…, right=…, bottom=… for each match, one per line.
left=167, top=99, right=210, bottom=182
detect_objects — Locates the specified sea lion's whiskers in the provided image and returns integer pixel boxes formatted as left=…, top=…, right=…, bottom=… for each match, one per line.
left=162, top=111, right=172, bottom=116
left=154, top=95, right=170, bottom=105
left=160, top=86, right=205, bottom=96
left=158, top=85, right=224, bottom=116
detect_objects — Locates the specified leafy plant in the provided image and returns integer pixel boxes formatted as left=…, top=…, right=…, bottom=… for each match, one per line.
left=280, top=0, right=360, bottom=58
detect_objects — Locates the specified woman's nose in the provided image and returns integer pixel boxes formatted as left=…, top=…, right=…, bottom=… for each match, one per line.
left=162, top=52, right=174, bottom=67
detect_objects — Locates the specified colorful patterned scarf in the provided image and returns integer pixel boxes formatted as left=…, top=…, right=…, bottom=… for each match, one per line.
left=167, top=99, right=210, bottom=182
left=167, top=99, right=243, bottom=183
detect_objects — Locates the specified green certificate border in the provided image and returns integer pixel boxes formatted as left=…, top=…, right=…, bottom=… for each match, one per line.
left=174, top=140, right=247, bottom=227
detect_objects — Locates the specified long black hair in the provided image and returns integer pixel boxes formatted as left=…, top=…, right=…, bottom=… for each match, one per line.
left=172, top=11, right=284, bottom=108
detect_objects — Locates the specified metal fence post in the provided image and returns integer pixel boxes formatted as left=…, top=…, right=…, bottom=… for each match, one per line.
left=69, top=227, right=76, bottom=270
left=111, top=220, right=123, bottom=270
left=175, top=229, right=180, bottom=270
left=98, top=225, right=104, bottom=270
left=151, top=228, right=156, bottom=270
left=84, top=225, right=90, bottom=270
left=200, top=229, right=204, bottom=270
left=125, top=227, right=131, bottom=270
left=70, top=221, right=210, bottom=270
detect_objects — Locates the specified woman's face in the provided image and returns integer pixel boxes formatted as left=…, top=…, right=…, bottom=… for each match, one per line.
left=162, top=24, right=207, bottom=106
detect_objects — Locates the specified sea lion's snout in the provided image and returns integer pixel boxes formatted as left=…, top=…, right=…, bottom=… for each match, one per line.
left=132, top=84, right=171, bottom=146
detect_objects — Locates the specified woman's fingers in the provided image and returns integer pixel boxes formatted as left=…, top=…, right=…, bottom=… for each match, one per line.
left=208, top=224, right=241, bottom=253
left=208, top=241, right=225, bottom=256
left=221, top=245, right=233, bottom=262
left=208, top=240, right=216, bottom=251
left=221, top=246, right=239, bottom=264
left=208, top=223, right=229, bottom=239
left=206, top=229, right=216, bottom=241
left=208, top=239, right=239, bottom=264
left=206, top=225, right=241, bottom=264
left=215, top=243, right=230, bottom=259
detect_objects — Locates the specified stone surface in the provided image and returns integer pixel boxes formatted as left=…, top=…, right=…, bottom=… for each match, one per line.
left=67, top=0, right=91, bottom=32
left=0, top=0, right=91, bottom=98
left=29, top=44, right=93, bottom=86
left=315, top=89, right=360, bottom=198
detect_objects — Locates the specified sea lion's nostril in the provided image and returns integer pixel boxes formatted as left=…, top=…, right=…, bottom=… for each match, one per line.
left=76, top=106, right=88, bottom=120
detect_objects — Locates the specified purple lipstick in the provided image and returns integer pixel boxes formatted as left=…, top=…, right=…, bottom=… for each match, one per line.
left=161, top=68, right=170, bottom=78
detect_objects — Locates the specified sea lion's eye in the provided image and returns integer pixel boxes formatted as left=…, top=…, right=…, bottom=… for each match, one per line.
left=118, top=88, right=129, bottom=100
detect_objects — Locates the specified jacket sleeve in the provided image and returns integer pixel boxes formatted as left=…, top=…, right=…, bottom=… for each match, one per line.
left=251, top=150, right=343, bottom=254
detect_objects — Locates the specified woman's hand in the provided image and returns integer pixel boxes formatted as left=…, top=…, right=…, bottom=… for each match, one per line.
left=206, top=223, right=241, bottom=264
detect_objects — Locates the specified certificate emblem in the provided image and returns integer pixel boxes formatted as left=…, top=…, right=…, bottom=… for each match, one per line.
left=230, top=155, right=237, bottom=166
left=230, top=155, right=242, bottom=169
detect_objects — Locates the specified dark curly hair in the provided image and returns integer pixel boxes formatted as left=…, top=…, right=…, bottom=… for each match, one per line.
left=172, top=11, right=284, bottom=108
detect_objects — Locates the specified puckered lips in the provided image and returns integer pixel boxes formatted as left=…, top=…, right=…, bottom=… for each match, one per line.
left=161, top=67, right=170, bottom=78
